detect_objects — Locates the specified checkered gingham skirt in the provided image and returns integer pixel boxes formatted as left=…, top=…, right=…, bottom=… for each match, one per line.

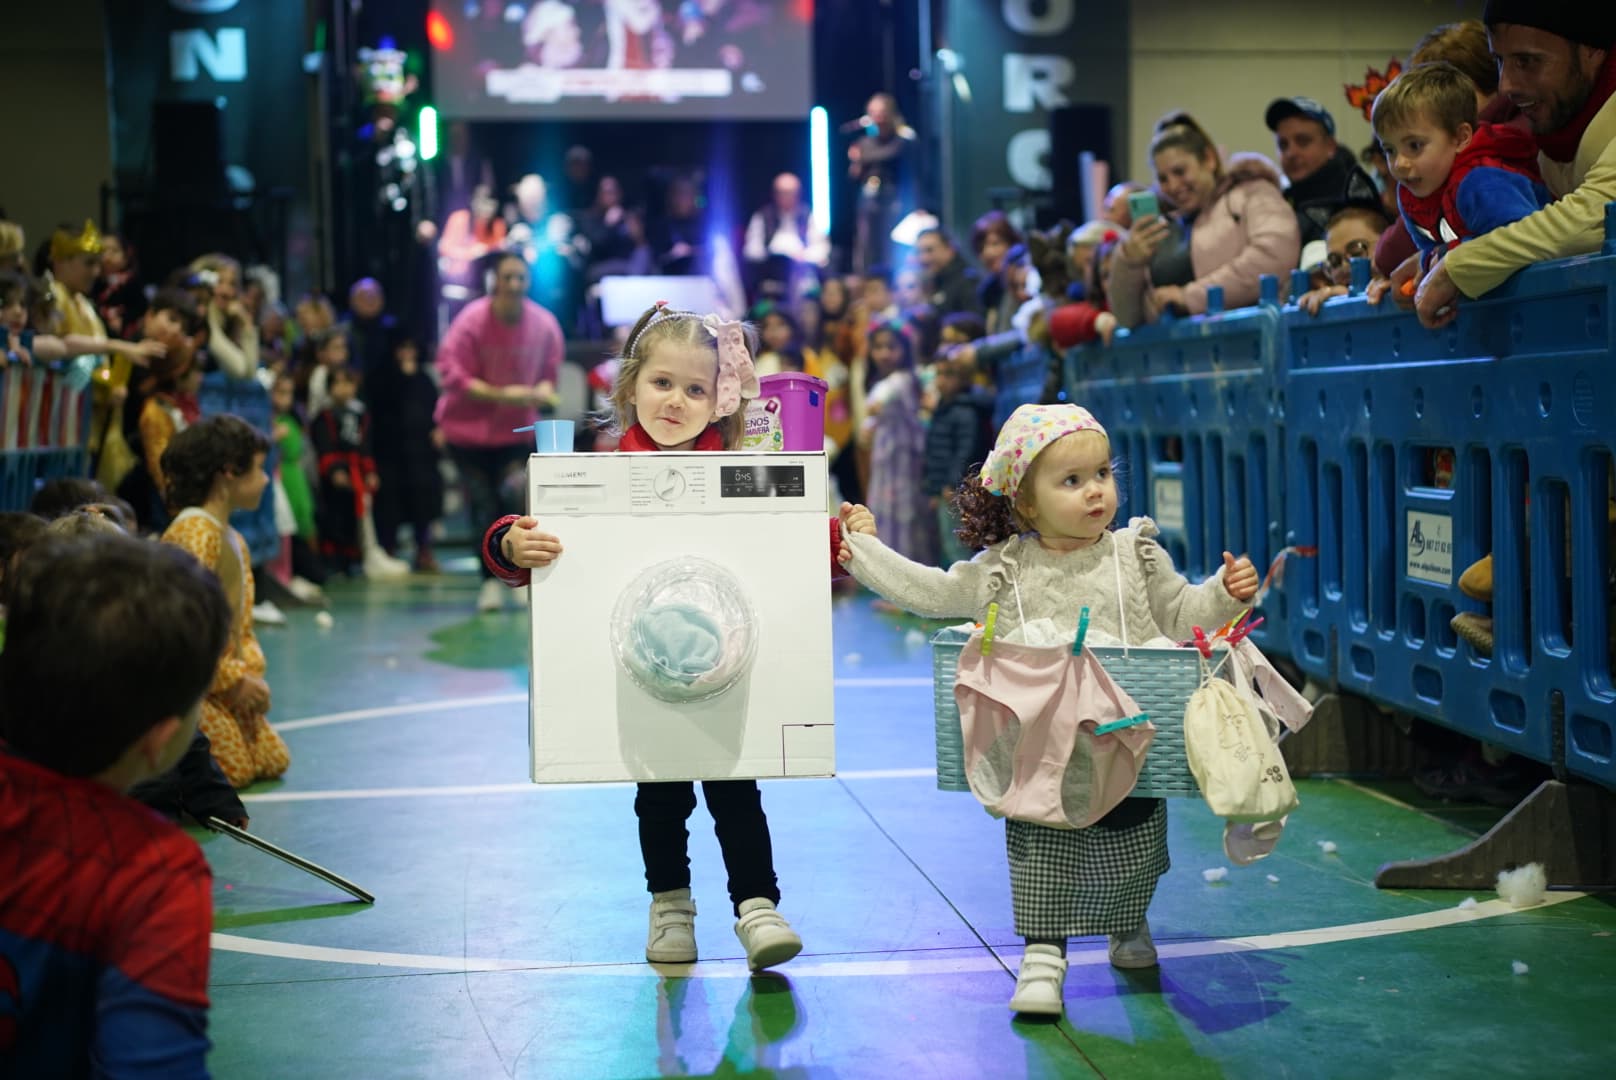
left=1006, top=800, right=1170, bottom=938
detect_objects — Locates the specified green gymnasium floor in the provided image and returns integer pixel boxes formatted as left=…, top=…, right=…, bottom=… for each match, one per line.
left=203, top=567, right=1616, bottom=1079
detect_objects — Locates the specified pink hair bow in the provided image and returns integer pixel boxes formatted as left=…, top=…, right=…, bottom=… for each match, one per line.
left=704, top=313, right=758, bottom=418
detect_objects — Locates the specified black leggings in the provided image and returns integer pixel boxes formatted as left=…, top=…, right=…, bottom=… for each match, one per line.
left=448, top=443, right=530, bottom=578
left=635, top=780, right=780, bottom=916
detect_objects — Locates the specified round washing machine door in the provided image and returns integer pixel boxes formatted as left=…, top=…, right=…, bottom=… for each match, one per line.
left=609, top=556, right=760, bottom=703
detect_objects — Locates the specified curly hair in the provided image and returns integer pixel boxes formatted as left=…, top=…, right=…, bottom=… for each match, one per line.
left=952, top=432, right=1127, bottom=552
left=160, top=414, right=270, bottom=513
left=605, top=303, right=760, bottom=448
left=952, top=473, right=1023, bottom=551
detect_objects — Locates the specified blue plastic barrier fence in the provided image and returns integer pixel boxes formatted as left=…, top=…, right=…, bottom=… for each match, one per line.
left=990, top=341, right=1057, bottom=430
left=0, top=361, right=95, bottom=512
left=1283, top=246, right=1616, bottom=784
left=1064, top=278, right=1292, bottom=660
left=1040, top=209, right=1616, bottom=789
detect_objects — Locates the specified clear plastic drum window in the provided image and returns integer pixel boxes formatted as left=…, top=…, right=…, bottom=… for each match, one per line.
left=610, top=556, right=760, bottom=703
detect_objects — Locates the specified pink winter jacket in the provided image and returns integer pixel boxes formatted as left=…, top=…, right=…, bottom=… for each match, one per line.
left=1111, top=154, right=1300, bottom=328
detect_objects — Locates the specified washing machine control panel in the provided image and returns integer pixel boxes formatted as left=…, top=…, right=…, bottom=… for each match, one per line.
left=529, top=453, right=826, bottom=515
left=718, top=464, right=805, bottom=499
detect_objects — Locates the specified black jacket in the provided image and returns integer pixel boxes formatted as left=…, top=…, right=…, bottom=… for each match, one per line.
left=928, top=257, right=984, bottom=318
left=1284, top=146, right=1383, bottom=246
left=924, top=390, right=994, bottom=496
left=128, top=729, right=248, bottom=826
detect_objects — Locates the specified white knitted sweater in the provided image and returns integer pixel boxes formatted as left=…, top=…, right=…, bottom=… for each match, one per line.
left=844, top=517, right=1245, bottom=645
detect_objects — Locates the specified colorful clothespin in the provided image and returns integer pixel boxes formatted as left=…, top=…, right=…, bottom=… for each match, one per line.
left=1192, top=626, right=1214, bottom=659
left=1095, top=713, right=1151, bottom=735
left=1226, top=616, right=1265, bottom=647
left=1072, top=606, right=1091, bottom=656
left=1214, top=608, right=1251, bottom=642
left=981, top=602, right=999, bottom=655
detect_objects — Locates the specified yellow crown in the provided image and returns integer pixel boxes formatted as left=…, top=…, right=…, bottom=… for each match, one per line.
left=50, top=219, right=102, bottom=263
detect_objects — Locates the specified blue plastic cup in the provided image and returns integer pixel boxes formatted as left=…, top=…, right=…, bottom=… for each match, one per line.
left=532, top=419, right=574, bottom=453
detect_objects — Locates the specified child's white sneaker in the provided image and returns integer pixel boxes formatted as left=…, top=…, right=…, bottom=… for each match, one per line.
left=733, top=898, right=801, bottom=971
left=286, top=576, right=328, bottom=607
left=477, top=579, right=507, bottom=613
left=1107, top=919, right=1158, bottom=969
left=251, top=600, right=287, bottom=626
left=646, top=888, right=698, bottom=964
left=363, top=547, right=412, bottom=580
left=1008, top=944, right=1067, bottom=1015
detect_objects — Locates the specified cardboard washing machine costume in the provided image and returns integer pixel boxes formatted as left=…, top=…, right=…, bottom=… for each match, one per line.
left=513, top=320, right=841, bottom=785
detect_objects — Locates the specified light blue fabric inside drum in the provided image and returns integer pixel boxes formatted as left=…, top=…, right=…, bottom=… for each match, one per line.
left=610, top=556, right=759, bottom=704
left=633, top=604, right=723, bottom=681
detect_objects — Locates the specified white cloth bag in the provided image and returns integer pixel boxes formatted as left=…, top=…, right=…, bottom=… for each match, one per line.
left=1184, top=658, right=1300, bottom=823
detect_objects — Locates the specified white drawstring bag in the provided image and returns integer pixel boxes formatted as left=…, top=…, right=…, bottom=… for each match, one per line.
left=1183, top=655, right=1299, bottom=823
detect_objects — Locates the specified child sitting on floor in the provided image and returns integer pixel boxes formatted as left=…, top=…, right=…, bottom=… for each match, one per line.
left=159, top=415, right=291, bottom=788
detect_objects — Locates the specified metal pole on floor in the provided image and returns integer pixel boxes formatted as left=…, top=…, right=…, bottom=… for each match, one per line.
left=207, top=817, right=376, bottom=904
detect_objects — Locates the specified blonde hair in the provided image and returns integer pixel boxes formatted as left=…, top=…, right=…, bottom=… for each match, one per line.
left=189, top=252, right=242, bottom=284
left=606, top=305, right=760, bottom=448
left=1411, top=20, right=1498, bottom=96
left=0, top=221, right=24, bottom=263
left=1372, top=62, right=1479, bottom=139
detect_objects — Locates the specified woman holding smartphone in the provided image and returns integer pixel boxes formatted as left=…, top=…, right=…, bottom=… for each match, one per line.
left=1110, top=113, right=1300, bottom=328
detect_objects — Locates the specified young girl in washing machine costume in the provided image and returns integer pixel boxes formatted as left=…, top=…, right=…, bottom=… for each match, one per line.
left=482, top=301, right=856, bottom=972
left=839, top=402, right=1260, bottom=1015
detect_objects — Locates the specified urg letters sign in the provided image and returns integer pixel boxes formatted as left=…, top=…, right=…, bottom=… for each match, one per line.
left=999, top=1, right=1075, bottom=190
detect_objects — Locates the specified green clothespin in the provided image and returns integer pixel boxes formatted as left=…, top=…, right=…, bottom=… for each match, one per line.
left=1095, top=713, right=1150, bottom=735
left=982, top=602, right=999, bottom=655
left=1072, top=606, right=1091, bottom=656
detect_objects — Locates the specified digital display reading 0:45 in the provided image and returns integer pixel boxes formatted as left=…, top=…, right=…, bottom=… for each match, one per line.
left=719, top=465, right=805, bottom=498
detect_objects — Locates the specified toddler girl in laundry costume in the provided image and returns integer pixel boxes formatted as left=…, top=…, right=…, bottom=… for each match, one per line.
left=482, top=301, right=852, bottom=972
left=839, top=402, right=1259, bottom=1015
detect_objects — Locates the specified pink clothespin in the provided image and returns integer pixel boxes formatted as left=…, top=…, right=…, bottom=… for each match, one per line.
left=1225, top=617, right=1265, bottom=648
left=1192, top=626, right=1214, bottom=659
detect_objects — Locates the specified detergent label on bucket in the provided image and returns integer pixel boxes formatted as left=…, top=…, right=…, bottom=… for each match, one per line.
left=742, top=396, right=784, bottom=452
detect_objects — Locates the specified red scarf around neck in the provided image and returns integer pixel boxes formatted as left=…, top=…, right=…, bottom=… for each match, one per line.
left=617, top=422, right=725, bottom=453
left=1398, top=123, right=1542, bottom=247
left=1536, top=47, right=1616, bottom=164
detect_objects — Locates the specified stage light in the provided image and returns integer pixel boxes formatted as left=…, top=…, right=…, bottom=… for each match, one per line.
left=420, top=106, right=439, bottom=160
left=426, top=11, right=454, bottom=51
left=809, top=106, right=830, bottom=235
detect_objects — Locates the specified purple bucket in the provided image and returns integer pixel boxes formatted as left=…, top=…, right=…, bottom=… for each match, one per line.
left=742, top=373, right=828, bottom=453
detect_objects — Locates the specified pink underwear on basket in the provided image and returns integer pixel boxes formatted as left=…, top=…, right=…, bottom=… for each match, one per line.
left=952, top=634, right=1154, bottom=829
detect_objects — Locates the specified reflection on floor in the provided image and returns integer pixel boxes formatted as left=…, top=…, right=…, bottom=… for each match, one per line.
left=205, top=570, right=1615, bottom=1079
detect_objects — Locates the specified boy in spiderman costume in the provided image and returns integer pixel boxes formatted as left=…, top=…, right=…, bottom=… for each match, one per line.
left=0, top=534, right=231, bottom=1077
left=1370, top=61, right=1550, bottom=273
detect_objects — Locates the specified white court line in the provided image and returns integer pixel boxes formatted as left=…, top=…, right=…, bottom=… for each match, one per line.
left=240, top=768, right=938, bottom=803
left=274, top=694, right=529, bottom=732
left=211, top=891, right=1584, bottom=976
left=272, top=682, right=931, bottom=734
